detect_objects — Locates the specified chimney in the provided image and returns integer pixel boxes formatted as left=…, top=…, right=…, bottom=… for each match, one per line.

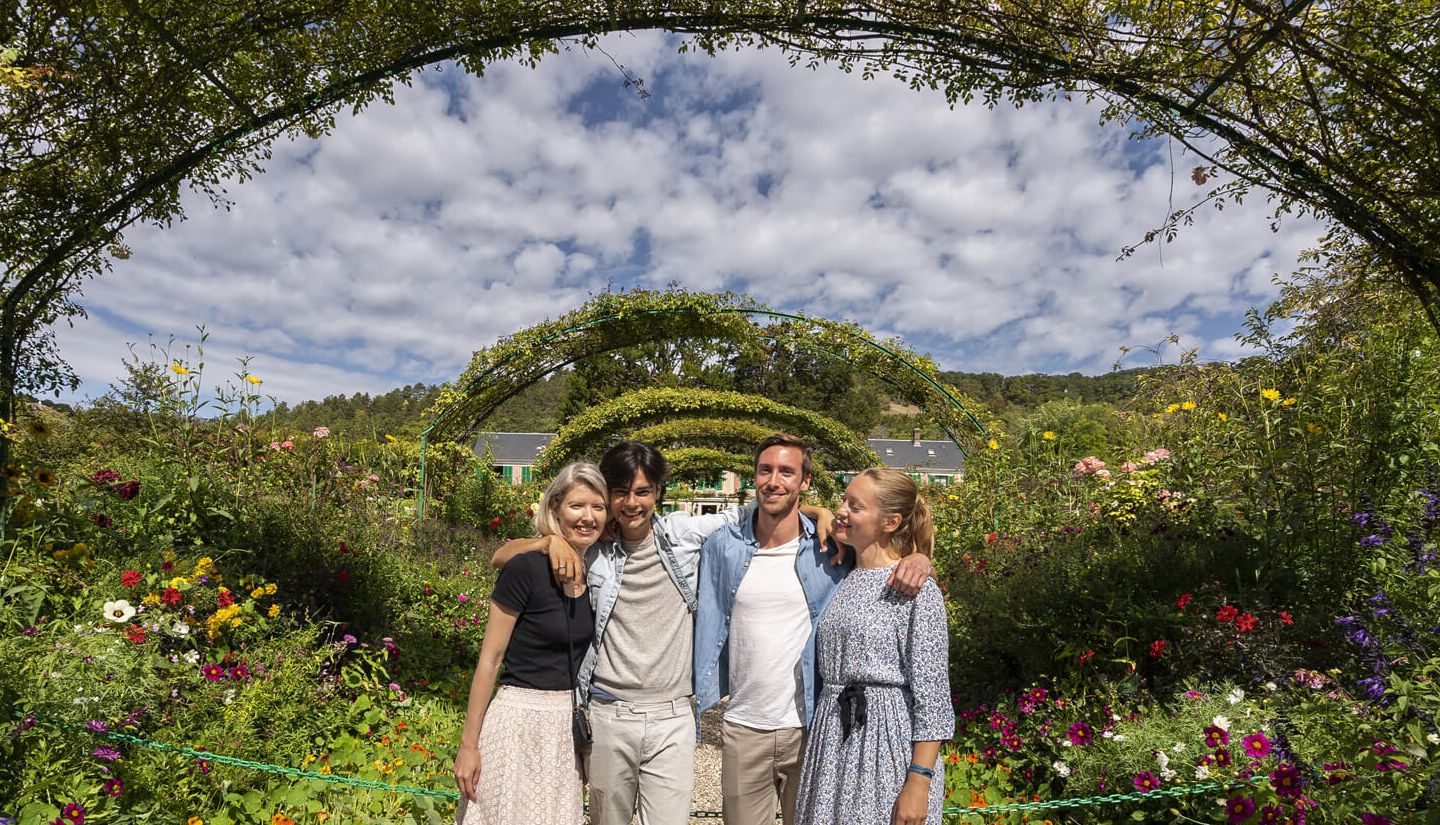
left=911, top=428, right=921, bottom=447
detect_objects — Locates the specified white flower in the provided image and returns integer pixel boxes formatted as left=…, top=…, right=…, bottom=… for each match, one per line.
left=1171, top=743, right=1187, bottom=753
left=1160, top=767, right=1177, bottom=781
left=1102, top=730, right=1116, bottom=739
left=1195, top=765, right=1211, bottom=780
left=223, top=689, right=236, bottom=705
left=1227, top=688, right=1245, bottom=704
left=1113, top=733, right=1126, bottom=741
left=1264, top=682, right=1278, bottom=692
left=102, top=600, right=136, bottom=623
left=183, top=650, right=199, bottom=663
left=1428, top=733, right=1439, bottom=745
left=1212, top=715, right=1231, bottom=731
left=1155, top=751, right=1170, bottom=769
left=1061, top=739, right=1074, bottom=748
left=171, top=621, right=190, bottom=637
left=1052, top=760, right=1072, bottom=778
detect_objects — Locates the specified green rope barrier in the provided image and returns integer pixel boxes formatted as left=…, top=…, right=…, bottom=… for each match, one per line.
left=35, top=714, right=1277, bottom=817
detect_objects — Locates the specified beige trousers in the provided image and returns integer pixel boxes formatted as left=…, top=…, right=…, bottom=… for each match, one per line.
left=720, top=719, right=806, bottom=825
left=586, top=696, right=697, bottom=825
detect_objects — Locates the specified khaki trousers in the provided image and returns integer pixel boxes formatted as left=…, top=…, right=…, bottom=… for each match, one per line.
left=720, top=719, right=806, bottom=825
left=586, top=697, right=696, bottom=825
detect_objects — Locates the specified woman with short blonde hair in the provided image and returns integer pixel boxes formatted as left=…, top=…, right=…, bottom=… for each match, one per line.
left=454, top=462, right=607, bottom=825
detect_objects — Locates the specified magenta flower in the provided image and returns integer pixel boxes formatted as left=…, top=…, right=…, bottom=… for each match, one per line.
left=1067, top=722, right=1093, bottom=746
left=1132, top=771, right=1161, bottom=792
left=229, top=664, right=249, bottom=681
left=1242, top=732, right=1272, bottom=758
left=1224, top=796, right=1256, bottom=824
left=1204, top=724, right=1230, bottom=748
left=202, top=663, right=224, bottom=682
left=92, top=747, right=121, bottom=761
left=1257, top=805, right=1282, bottom=824
left=84, top=719, right=109, bottom=733
left=457, top=593, right=469, bottom=603
left=1269, top=763, right=1305, bottom=798
left=1213, top=748, right=1233, bottom=767
left=103, top=777, right=124, bottom=797
left=1360, top=815, right=1394, bottom=825
left=61, top=802, right=85, bottom=823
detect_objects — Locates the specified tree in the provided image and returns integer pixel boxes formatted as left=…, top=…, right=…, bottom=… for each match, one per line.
left=4, top=0, right=1436, bottom=517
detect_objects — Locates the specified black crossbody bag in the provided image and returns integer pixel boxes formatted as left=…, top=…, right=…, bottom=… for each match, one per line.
left=564, top=594, right=592, bottom=755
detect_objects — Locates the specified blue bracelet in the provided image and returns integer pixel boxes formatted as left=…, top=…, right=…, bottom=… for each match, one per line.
left=907, top=763, right=935, bottom=779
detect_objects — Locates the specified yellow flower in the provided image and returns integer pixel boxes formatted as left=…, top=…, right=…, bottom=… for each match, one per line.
left=230, top=617, right=244, bottom=628
left=169, top=576, right=190, bottom=589
left=384, top=434, right=397, bottom=443
left=1181, top=400, right=1196, bottom=411
left=987, top=439, right=999, bottom=451
left=245, top=374, right=263, bottom=385
left=34, top=467, right=57, bottom=487
left=25, top=417, right=54, bottom=439
left=268, top=604, right=280, bottom=618
left=1217, top=412, right=1229, bottom=422
left=264, top=583, right=277, bottom=595
left=141, top=592, right=161, bottom=606
left=1307, top=423, right=1324, bottom=434
left=319, top=765, right=332, bottom=774
left=3, top=464, right=20, bottom=482
left=1165, top=403, right=1180, bottom=414
left=305, top=753, right=317, bottom=764
left=171, top=363, right=190, bottom=375
left=1042, top=431, right=1057, bottom=441
left=1261, top=388, right=1280, bottom=401
left=250, top=587, right=265, bottom=599
left=193, top=556, right=217, bottom=576
left=317, top=813, right=330, bottom=823
left=188, top=818, right=204, bottom=825
left=1282, top=397, right=1297, bottom=406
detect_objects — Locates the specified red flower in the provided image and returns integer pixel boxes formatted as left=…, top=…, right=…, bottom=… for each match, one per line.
left=1235, top=613, right=1258, bottom=633
left=1078, top=649, right=1095, bottom=666
left=126, top=624, right=147, bottom=644
left=337, top=571, right=350, bottom=584
left=1149, top=639, right=1167, bottom=658
left=116, top=479, right=140, bottom=501
left=1175, top=592, right=1193, bottom=610
left=160, top=560, right=174, bottom=572
left=120, top=570, right=142, bottom=588
left=161, top=587, right=183, bottom=606
left=1279, top=611, right=1294, bottom=625
left=216, top=589, right=234, bottom=608
left=1215, top=605, right=1239, bottom=623
left=489, top=516, right=503, bottom=531
left=985, top=531, right=999, bottom=544
left=229, top=664, right=250, bottom=681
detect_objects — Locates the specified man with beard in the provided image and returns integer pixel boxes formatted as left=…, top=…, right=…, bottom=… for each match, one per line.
left=694, top=433, right=932, bottom=825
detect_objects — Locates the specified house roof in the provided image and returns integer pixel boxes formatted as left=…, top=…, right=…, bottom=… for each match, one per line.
left=473, top=432, right=557, bottom=464
left=472, top=433, right=965, bottom=473
left=866, top=439, right=965, bottom=473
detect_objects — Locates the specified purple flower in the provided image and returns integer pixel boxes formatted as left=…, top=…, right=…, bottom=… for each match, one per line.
left=1242, top=732, right=1272, bottom=759
left=1269, top=763, right=1304, bottom=797
left=92, top=746, right=121, bottom=761
left=1132, top=771, right=1161, bottom=792
left=102, top=777, right=124, bottom=797
left=1360, top=534, right=1387, bottom=548
left=61, top=803, right=85, bottom=823
left=1257, top=804, right=1283, bottom=824
left=21, top=626, right=36, bottom=636
left=1067, top=722, right=1093, bottom=746
left=1361, top=814, right=1395, bottom=825
left=1350, top=512, right=1372, bottom=527
left=1204, top=725, right=1230, bottom=748
left=84, top=719, right=108, bottom=733
left=1225, top=796, right=1256, bottom=824
left=342, top=634, right=357, bottom=645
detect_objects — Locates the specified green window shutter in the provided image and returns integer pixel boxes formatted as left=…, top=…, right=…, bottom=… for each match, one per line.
left=521, top=466, right=532, bottom=483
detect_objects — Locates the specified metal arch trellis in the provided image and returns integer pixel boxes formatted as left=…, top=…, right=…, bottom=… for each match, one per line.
left=416, top=304, right=989, bottom=518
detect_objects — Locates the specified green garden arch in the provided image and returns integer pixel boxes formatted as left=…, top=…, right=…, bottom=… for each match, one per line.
left=415, top=289, right=990, bottom=516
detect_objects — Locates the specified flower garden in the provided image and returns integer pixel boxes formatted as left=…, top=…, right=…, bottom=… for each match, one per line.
left=2, top=277, right=1438, bottom=825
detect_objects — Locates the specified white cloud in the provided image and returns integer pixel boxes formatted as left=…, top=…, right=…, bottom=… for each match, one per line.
left=54, top=32, right=1323, bottom=404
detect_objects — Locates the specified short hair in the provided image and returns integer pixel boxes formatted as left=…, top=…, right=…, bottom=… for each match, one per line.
left=533, top=462, right=608, bottom=538
left=753, top=433, right=812, bottom=479
left=856, top=467, right=934, bottom=557
left=599, top=441, right=668, bottom=504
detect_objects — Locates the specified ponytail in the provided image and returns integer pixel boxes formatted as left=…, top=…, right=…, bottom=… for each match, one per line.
left=858, top=467, right=934, bottom=558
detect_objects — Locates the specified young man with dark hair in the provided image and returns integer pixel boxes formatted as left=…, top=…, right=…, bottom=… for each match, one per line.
left=694, top=434, right=932, bottom=825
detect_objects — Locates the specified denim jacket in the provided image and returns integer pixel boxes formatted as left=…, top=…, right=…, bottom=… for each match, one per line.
left=577, top=505, right=751, bottom=705
left=693, top=511, right=852, bottom=729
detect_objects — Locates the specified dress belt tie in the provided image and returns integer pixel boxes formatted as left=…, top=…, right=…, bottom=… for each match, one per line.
left=838, top=684, right=867, bottom=740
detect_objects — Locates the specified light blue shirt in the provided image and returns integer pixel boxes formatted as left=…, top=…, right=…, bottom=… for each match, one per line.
left=578, top=506, right=750, bottom=705
left=693, top=511, right=853, bottom=729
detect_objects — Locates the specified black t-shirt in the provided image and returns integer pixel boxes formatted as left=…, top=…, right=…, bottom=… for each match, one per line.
left=492, top=551, right=595, bottom=692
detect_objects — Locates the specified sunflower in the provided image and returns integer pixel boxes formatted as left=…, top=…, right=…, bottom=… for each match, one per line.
left=24, top=417, right=54, bottom=439
left=34, top=467, right=57, bottom=487
left=3, top=464, right=21, bottom=482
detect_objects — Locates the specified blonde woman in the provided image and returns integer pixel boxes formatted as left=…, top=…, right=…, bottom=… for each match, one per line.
left=454, top=462, right=607, bottom=825
left=795, top=468, right=954, bottom=825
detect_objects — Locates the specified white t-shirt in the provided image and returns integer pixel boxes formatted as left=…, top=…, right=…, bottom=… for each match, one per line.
left=723, top=535, right=811, bottom=730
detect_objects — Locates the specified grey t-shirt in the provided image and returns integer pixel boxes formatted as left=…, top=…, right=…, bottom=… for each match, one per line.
left=591, top=532, right=694, bottom=702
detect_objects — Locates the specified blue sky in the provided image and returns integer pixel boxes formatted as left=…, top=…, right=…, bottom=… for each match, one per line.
left=54, top=32, right=1322, bottom=405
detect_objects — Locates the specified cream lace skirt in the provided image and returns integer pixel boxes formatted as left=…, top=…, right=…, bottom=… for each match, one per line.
left=456, top=685, right=583, bottom=825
